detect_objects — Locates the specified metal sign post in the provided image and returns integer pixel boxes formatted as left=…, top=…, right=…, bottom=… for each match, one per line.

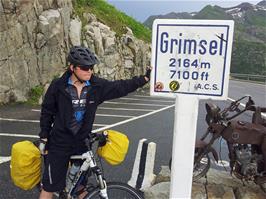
left=150, top=19, right=234, bottom=198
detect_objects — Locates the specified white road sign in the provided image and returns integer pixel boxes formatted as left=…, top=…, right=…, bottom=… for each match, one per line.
left=150, top=19, right=234, bottom=100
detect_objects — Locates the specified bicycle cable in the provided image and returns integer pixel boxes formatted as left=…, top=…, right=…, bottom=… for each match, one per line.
left=94, top=147, right=105, bottom=178
left=98, top=156, right=105, bottom=177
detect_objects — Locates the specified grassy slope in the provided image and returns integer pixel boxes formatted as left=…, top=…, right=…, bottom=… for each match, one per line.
left=194, top=5, right=233, bottom=20
left=232, top=40, right=266, bottom=74
left=73, top=0, right=151, bottom=43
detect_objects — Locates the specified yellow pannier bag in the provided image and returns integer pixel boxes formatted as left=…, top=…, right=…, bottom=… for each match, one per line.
left=97, top=130, right=129, bottom=165
left=10, top=140, right=41, bottom=190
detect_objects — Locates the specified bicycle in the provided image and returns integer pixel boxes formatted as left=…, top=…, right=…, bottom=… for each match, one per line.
left=55, top=132, right=143, bottom=199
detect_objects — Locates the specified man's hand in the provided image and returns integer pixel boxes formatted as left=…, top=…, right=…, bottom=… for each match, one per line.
left=39, top=138, right=48, bottom=155
left=144, top=67, right=152, bottom=82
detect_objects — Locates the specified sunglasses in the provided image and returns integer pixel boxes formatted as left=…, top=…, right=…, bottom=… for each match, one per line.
left=77, top=65, right=94, bottom=71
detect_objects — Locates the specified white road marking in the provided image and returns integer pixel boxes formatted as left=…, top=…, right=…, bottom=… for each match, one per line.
left=0, top=116, right=126, bottom=123
left=0, top=133, right=38, bottom=138
left=31, top=109, right=40, bottom=112
left=98, top=107, right=156, bottom=112
left=0, top=117, right=39, bottom=123
left=0, top=156, right=11, bottom=164
left=119, top=97, right=174, bottom=103
left=93, top=124, right=108, bottom=127
left=33, top=107, right=156, bottom=112
left=31, top=109, right=134, bottom=118
left=92, top=104, right=175, bottom=133
left=104, top=101, right=167, bottom=107
left=133, top=95, right=174, bottom=101
left=96, top=114, right=134, bottom=118
left=93, top=124, right=108, bottom=126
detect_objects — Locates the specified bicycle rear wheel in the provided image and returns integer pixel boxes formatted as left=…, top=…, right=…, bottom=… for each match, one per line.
left=84, top=182, right=143, bottom=199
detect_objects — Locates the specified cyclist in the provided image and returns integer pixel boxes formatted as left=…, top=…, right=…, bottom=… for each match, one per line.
left=38, top=46, right=151, bottom=199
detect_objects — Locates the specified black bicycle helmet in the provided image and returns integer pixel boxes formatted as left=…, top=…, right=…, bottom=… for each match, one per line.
left=67, top=46, right=99, bottom=67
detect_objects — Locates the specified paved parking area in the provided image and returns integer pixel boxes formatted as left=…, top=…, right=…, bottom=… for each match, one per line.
left=0, top=90, right=176, bottom=198
left=0, top=91, right=174, bottom=164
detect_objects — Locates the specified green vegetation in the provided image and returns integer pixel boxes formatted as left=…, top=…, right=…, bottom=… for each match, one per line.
left=28, top=85, right=44, bottom=105
left=245, top=10, right=266, bottom=26
left=231, top=40, right=266, bottom=75
left=194, top=5, right=232, bottom=20
left=73, top=0, right=151, bottom=42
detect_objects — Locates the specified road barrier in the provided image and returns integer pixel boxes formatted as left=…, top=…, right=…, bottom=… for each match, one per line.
left=230, top=73, right=266, bottom=83
left=128, top=139, right=156, bottom=191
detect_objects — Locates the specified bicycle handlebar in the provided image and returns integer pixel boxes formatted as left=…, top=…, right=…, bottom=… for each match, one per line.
left=213, top=95, right=253, bottom=122
left=84, top=131, right=108, bottom=150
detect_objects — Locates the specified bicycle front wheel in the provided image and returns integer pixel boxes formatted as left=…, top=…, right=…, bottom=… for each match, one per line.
left=84, top=182, right=143, bottom=199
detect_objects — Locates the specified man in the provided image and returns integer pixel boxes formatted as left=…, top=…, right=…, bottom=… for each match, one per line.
left=38, top=46, right=151, bottom=198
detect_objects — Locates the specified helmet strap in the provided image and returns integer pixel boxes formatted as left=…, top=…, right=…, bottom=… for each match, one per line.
left=72, top=68, right=85, bottom=84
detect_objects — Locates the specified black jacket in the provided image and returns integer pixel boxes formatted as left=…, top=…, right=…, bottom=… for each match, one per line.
left=39, top=70, right=147, bottom=152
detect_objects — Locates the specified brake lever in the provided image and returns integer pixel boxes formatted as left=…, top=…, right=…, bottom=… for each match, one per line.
left=98, top=131, right=108, bottom=147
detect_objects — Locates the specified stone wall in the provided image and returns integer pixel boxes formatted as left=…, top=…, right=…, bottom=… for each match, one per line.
left=0, top=0, right=150, bottom=103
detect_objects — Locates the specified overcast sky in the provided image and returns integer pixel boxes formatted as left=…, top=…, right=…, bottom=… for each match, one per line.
left=106, top=0, right=261, bottom=22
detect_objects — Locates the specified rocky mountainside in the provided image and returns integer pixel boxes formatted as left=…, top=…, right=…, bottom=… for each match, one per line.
left=144, top=0, right=266, bottom=76
left=0, top=0, right=150, bottom=104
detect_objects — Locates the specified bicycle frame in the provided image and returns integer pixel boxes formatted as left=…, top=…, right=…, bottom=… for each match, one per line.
left=67, top=147, right=108, bottom=198
left=57, top=130, right=143, bottom=199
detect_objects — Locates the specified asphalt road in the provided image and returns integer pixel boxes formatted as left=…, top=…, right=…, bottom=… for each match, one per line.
left=0, top=79, right=265, bottom=198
